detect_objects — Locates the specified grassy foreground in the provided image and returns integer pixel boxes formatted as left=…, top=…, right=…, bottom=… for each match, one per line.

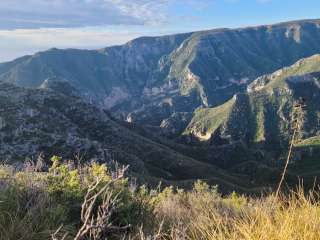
left=0, top=158, right=320, bottom=240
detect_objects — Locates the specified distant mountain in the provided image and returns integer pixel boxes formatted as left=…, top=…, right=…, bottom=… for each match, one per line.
left=0, top=82, right=260, bottom=192
left=1, top=19, right=320, bottom=191
left=184, top=54, right=320, bottom=174
left=1, top=19, right=320, bottom=130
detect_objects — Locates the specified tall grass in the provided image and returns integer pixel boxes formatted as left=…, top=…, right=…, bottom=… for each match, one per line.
left=1, top=163, right=320, bottom=240
left=0, top=166, right=73, bottom=240
left=138, top=183, right=320, bottom=240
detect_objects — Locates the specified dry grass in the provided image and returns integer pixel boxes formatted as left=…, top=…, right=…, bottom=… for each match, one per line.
left=144, top=185, right=320, bottom=240
left=1, top=164, right=320, bottom=240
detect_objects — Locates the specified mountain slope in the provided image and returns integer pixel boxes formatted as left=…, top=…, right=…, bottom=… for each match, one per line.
left=0, top=82, right=259, bottom=192
left=185, top=54, right=320, bottom=154
left=182, top=54, right=320, bottom=187
left=1, top=19, right=320, bottom=130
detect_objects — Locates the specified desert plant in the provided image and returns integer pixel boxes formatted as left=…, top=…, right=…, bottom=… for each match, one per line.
left=276, top=98, right=306, bottom=198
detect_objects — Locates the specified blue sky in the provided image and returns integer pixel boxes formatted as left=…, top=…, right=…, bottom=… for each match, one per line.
left=0, top=0, right=319, bottom=62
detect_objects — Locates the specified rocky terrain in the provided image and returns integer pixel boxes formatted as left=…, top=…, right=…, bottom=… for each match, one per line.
left=1, top=19, right=320, bottom=131
left=185, top=54, right=320, bottom=143
left=1, top=19, right=320, bottom=190
left=183, top=54, right=320, bottom=182
left=0, top=82, right=260, bottom=191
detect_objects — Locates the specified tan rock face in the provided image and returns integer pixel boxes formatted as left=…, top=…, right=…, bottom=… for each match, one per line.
left=192, top=130, right=212, bottom=141
left=186, top=71, right=198, bottom=82
left=285, top=25, right=301, bottom=43
left=1, top=19, right=320, bottom=130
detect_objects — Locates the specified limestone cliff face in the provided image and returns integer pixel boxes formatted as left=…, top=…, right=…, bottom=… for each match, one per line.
left=1, top=82, right=244, bottom=186
left=1, top=19, right=320, bottom=133
left=1, top=19, right=320, bottom=189
left=185, top=55, right=320, bottom=148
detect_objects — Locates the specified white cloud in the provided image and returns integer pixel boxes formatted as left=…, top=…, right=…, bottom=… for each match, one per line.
left=0, top=0, right=209, bottom=61
left=105, top=0, right=172, bottom=25
left=0, top=0, right=176, bottom=29
left=0, top=27, right=134, bottom=61
left=0, top=27, right=135, bottom=47
left=0, top=25, right=181, bottom=62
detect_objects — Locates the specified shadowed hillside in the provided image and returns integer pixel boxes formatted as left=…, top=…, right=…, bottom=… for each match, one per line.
left=0, top=82, right=260, bottom=192
left=1, top=19, right=320, bottom=129
left=183, top=54, right=320, bottom=185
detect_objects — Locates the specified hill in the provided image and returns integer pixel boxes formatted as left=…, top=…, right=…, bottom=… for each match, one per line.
left=185, top=54, right=320, bottom=143
left=1, top=19, right=320, bottom=190
left=1, top=19, right=320, bottom=130
left=184, top=54, right=320, bottom=183
left=0, top=82, right=259, bottom=192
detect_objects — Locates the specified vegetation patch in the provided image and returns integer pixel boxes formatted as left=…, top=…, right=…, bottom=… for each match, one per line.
left=1, top=159, right=320, bottom=240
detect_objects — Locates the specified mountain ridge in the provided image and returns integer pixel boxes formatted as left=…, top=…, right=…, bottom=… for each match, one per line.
left=1, top=18, right=320, bottom=190
left=184, top=54, right=320, bottom=158
left=1, top=19, right=320, bottom=130
left=0, top=81, right=264, bottom=192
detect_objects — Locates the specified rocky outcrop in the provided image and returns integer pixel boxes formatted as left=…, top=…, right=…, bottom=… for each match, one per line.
left=0, top=82, right=246, bottom=187
left=185, top=55, right=320, bottom=148
left=1, top=19, right=320, bottom=132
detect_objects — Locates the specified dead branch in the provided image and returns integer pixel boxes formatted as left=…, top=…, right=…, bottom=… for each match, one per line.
left=53, top=165, right=130, bottom=240
left=275, top=98, right=306, bottom=198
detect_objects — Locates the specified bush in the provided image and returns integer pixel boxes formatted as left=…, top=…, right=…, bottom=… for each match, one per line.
left=0, top=171, right=72, bottom=240
left=0, top=160, right=151, bottom=240
left=1, top=161, right=320, bottom=240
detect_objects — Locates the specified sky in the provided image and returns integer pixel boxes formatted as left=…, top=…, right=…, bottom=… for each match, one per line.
left=0, top=0, right=320, bottom=62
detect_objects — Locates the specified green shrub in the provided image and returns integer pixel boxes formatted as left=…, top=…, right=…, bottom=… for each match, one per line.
left=1, top=161, right=320, bottom=240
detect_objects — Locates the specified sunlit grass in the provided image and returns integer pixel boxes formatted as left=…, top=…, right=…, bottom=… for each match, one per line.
left=1, top=164, right=320, bottom=240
